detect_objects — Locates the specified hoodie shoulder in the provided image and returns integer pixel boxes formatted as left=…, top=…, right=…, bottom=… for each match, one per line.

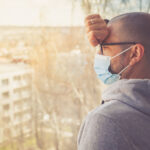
left=77, top=105, right=134, bottom=150
left=90, top=100, right=129, bottom=118
left=89, top=99, right=139, bottom=124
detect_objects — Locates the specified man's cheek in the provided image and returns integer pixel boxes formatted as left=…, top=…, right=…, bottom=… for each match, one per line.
left=110, top=59, right=123, bottom=73
left=103, top=50, right=112, bottom=56
left=109, top=60, right=117, bottom=74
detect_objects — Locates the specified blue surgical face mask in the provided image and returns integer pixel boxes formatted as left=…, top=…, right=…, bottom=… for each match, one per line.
left=94, top=46, right=132, bottom=85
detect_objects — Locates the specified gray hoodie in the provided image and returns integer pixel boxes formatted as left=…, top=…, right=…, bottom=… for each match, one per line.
left=77, top=79, right=150, bottom=150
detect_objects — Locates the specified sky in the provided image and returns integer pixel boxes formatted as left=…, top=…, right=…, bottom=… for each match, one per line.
left=0, top=0, right=85, bottom=26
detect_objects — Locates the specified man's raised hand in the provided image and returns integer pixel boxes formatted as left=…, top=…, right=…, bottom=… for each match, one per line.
left=85, top=14, right=109, bottom=47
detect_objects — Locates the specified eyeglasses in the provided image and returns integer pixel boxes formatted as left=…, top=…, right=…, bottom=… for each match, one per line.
left=100, top=42, right=138, bottom=55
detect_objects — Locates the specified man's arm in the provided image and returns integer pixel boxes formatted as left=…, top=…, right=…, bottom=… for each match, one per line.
left=78, top=113, right=133, bottom=150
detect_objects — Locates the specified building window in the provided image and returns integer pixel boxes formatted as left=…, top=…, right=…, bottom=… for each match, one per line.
left=13, top=75, right=21, bottom=81
left=3, top=116, right=11, bottom=123
left=14, top=88, right=22, bottom=93
left=2, top=91, right=9, bottom=98
left=13, top=88, right=22, bottom=97
left=3, top=128, right=11, bottom=138
left=3, top=104, right=10, bottom=110
left=22, top=73, right=31, bottom=79
left=1, top=79, right=9, bottom=86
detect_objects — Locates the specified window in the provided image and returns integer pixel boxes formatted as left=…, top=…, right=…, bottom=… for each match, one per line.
left=13, top=75, right=21, bottom=81
left=3, top=128, right=11, bottom=137
left=3, top=116, right=11, bottom=123
left=13, top=88, right=21, bottom=96
left=1, top=79, right=9, bottom=86
left=22, top=73, right=31, bottom=79
left=3, top=104, right=10, bottom=110
left=2, top=91, right=9, bottom=98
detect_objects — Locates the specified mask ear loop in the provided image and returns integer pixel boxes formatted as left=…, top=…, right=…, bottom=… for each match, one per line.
left=110, top=45, right=134, bottom=79
left=117, top=64, right=130, bottom=80
left=118, top=64, right=130, bottom=75
left=111, top=45, right=133, bottom=60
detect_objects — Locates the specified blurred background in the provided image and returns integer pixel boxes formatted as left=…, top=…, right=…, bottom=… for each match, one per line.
left=0, top=0, right=149, bottom=150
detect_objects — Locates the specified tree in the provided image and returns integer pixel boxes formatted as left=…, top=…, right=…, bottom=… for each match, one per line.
left=78, top=0, right=150, bottom=18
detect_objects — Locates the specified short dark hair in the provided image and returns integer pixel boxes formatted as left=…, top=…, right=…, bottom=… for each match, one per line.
left=109, top=12, right=150, bottom=56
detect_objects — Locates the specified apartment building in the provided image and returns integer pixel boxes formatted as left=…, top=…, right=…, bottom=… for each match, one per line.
left=0, top=62, right=33, bottom=143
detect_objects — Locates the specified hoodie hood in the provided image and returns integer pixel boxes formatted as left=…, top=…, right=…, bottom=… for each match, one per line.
left=102, top=79, right=150, bottom=116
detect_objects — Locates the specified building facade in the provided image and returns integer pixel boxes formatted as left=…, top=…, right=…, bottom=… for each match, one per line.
left=0, top=63, right=33, bottom=143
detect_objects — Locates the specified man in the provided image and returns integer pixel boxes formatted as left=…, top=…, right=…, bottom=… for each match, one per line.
left=77, top=12, right=150, bottom=150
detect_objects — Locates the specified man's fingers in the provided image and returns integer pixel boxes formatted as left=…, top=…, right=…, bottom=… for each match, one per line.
left=91, top=41, right=99, bottom=47
left=84, top=14, right=101, bottom=24
left=84, top=14, right=109, bottom=47
left=88, top=30, right=108, bottom=40
left=88, top=30, right=109, bottom=44
left=86, top=23, right=107, bottom=33
left=85, top=18, right=105, bottom=26
left=87, top=31, right=99, bottom=47
left=89, top=39, right=99, bottom=47
left=85, top=14, right=101, bottom=20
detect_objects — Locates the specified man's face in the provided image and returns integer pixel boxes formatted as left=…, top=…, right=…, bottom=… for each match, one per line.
left=101, top=23, right=130, bottom=74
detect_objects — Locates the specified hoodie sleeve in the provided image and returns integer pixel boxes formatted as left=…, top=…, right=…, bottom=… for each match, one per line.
left=77, top=113, right=133, bottom=150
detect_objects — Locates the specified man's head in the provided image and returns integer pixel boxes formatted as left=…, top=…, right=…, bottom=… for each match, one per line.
left=102, top=12, right=150, bottom=79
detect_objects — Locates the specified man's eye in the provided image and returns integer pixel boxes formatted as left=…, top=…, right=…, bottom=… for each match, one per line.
left=103, top=45, right=109, bottom=48
left=103, top=46, right=110, bottom=50
left=103, top=47, right=109, bottom=51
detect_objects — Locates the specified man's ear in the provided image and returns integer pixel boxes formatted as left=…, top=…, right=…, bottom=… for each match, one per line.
left=129, top=44, right=144, bottom=66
